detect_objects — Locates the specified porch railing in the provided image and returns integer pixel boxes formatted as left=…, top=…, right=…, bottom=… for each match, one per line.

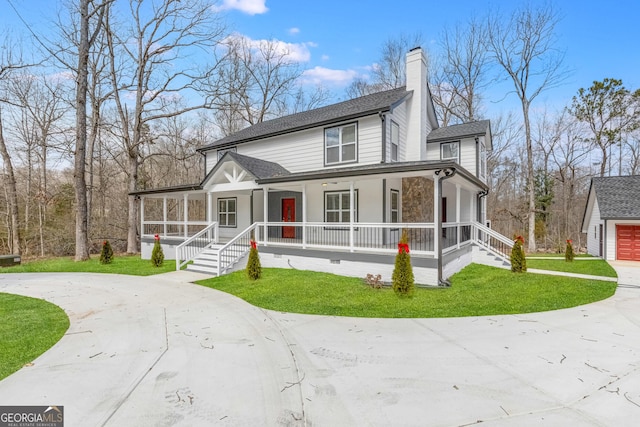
left=256, top=222, right=438, bottom=255
left=471, top=221, right=513, bottom=260
left=175, top=222, right=219, bottom=270
left=217, top=223, right=258, bottom=276
left=143, top=221, right=209, bottom=239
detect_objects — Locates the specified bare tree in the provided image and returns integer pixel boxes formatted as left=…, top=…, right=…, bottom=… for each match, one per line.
left=434, top=17, right=490, bottom=124
left=104, top=0, right=225, bottom=253
left=0, top=109, right=21, bottom=254
left=487, top=3, right=568, bottom=252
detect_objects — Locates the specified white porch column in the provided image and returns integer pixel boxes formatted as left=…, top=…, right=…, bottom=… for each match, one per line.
left=183, top=194, right=188, bottom=238
left=162, top=196, right=167, bottom=237
left=140, top=196, right=145, bottom=238
left=302, top=184, right=307, bottom=249
left=456, top=184, right=461, bottom=248
left=433, top=172, right=440, bottom=255
left=349, top=181, right=355, bottom=252
left=263, top=188, right=268, bottom=245
left=207, top=192, right=214, bottom=241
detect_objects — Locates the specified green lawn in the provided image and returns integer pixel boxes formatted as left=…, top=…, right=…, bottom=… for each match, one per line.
left=0, top=293, right=69, bottom=380
left=197, top=264, right=617, bottom=318
left=526, top=258, right=617, bottom=277
left=1, top=254, right=175, bottom=276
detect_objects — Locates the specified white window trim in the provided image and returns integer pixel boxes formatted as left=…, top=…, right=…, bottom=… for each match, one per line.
left=480, top=141, right=486, bottom=179
left=390, top=189, right=399, bottom=223
left=390, top=121, right=399, bottom=162
left=324, top=190, right=358, bottom=223
left=218, top=197, right=237, bottom=228
left=441, top=141, right=460, bottom=162
left=325, top=123, right=358, bottom=166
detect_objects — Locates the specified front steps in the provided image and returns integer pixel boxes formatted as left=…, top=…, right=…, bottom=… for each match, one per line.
left=472, top=245, right=511, bottom=269
left=185, top=243, right=249, bottom=276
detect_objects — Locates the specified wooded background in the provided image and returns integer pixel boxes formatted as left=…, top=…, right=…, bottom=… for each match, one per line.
left=1, top=1, right=638, bottom=259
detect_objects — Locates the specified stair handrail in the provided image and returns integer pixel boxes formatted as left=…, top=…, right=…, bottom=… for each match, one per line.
left=176, top=222, right=219, bottom=271
left=471, top=221, right=514, bottom=259
left=217, top=222, right=258, bottom=276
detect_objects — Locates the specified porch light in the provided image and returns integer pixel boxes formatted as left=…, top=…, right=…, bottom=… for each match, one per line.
left=322, top=183, right=328, bottom=187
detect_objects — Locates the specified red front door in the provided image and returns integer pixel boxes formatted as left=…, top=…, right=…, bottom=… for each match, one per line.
left=282, top=198, right=296, bottom=238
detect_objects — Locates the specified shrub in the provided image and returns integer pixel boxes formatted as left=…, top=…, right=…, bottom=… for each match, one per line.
left=151, top=234, right=164, bottom=267
left=246, top=240, right=261, bottom=280
left=565, top=239, right=575, bottom=262
left=100, top=240, right=114, bottom=265
left=392, top=229, right=415, bottom=297
left=365, top=273, right=384, bottom=289
left=511, top=235, right=527, bottom=273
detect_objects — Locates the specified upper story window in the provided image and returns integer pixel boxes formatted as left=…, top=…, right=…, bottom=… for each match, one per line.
left=217, top=147, right=237, bottom=161
left=325, top=123, right=357, bottom=165
left=440, top=141, right=459, bottom=162
left=479, top=141, right=486, bottom=179
left=390, top=121, right=399, bottom=162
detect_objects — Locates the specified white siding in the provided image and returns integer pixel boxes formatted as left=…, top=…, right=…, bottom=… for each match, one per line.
left=385, top=103, right=408, bottom=162
left=303, top=179, right=385, bottom=223
left=205, top=115, right=383, bottom=175
left=425, top=141, right=440, bottom=161
left=216, top=194, right=252, bottom=240
left=586, top=198, right=602, bottom=257
left=459, top=138, right=477, bottom=175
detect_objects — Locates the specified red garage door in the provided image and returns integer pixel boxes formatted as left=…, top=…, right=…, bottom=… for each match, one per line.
left=617, top=225, right=640, bottom=261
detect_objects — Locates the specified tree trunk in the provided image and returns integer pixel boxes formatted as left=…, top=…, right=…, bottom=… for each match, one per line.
left=0, top=111, right=21, bottom=255
left=74, top=0, right=91, bottom=261
left=522, top=102, right=536, bottom=253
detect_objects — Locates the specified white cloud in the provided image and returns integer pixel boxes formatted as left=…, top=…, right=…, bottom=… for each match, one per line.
left=224, top=33, right=314, bottom=62
left=288, top=27, right=300, bottom=35
left=214, top=0, right=268, bottom=15
left=301, top=66, right=360, bottom=86
left=321, top=54, right=330, bottom=61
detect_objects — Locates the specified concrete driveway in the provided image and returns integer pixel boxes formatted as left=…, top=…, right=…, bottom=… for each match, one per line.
left=1, top=268, right=640, bottom=426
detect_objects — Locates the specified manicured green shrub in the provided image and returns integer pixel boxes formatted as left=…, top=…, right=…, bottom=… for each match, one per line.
left=151, top=234, right=164, bottom=267
left=392, top=229, right=415, bottom=297
left=246, top=240, right=261, bottom=280
left=100, top=240, right=114, bottom=264
left=511, top=235, right=527, bottom=273
left=565, top=239, right=575, bottom=262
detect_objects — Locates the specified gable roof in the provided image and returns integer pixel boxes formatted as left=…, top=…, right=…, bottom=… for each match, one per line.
left=427, top=120, right=492, bottom=148
left=220, top=151, right=290, bottom=180
left=591, top=175, right=640, bottom=219
left=198, top=87, right=411, bottom=151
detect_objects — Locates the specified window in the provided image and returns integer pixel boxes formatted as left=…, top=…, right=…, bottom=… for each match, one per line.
left=440, top=141, right=459, bottom=162
left=390, top=190, right=399, bottom=223
left=479, top=142, right=486, bottom=178
left=325, top=191, right=358, bottom=223
left=218, top=198, right=236, bottom=227
left=217, top=147, right=237, bottom=161
left=390, top=121, right=400, bottom=162
left=325, top=123, right=357, bottom=165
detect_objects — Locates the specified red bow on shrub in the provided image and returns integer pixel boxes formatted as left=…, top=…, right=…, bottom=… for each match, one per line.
left=566, top=239, right=572, bottom=244
left=154, top=234, right=160, bottom=241
left=250, top=240, right=257, bottom=249
left=398, top=243, right=410, bottom=254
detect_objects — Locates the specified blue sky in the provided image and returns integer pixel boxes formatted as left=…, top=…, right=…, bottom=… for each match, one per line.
left=2, top=0, right=639, bottom=116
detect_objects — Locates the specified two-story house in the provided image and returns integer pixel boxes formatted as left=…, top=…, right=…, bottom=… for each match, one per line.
left=133, top=47, right=511, bottom=286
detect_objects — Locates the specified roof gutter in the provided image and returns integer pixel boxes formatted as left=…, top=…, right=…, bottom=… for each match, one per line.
left=435, top=167, right=457, bottom=287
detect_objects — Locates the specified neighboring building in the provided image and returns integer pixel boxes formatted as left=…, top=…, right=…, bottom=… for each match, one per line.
left=582, top=175, right=640, bottom=261
left=132, top=47, right=510, bottom=285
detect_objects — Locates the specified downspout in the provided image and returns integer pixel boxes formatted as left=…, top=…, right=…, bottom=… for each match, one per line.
left=436, top=167, right=456, bottom=287
left=379, top=111, right=387, bottom=163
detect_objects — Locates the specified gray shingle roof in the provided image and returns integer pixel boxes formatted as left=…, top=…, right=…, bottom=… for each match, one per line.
left=593, top=175, right=640, bottom=218
left=199, top=87, right=411, bottom=150
left=427, top=120, right=491, bottom=142
left=224, top=152, right=290, bottom=179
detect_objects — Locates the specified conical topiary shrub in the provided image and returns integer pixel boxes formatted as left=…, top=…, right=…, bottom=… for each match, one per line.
left=392, top=229, right=415, bottom=297
left=510, top=235, right=527, bottom=272
left=151, top=234, right=164, bottom=267
left=100, top=240, right=114, bottom=264
left=246, top=239, right=262, bottom=280
left=565, top=239, right=575, bottom=262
